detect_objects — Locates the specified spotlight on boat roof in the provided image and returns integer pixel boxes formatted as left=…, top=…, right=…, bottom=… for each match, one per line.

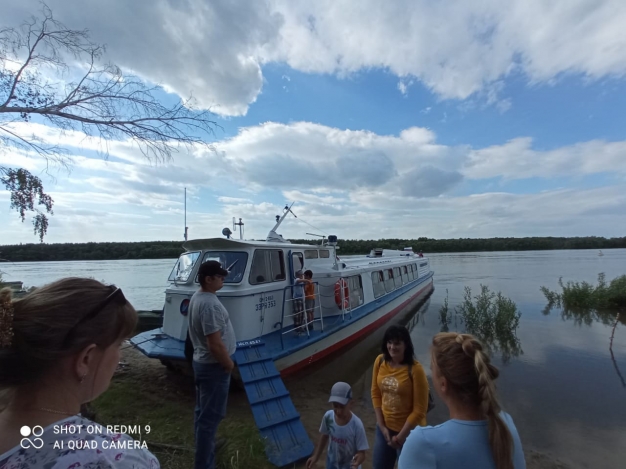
left=222, top=227, right=232, bottom=239
left=327, top=235, right=338, bottom=246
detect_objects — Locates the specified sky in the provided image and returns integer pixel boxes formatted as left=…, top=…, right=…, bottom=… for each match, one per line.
left=1, top=0, right=625, bottom=245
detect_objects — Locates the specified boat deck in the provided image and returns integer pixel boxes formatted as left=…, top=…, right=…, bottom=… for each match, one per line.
left=131, top=272, right=434, bottom=366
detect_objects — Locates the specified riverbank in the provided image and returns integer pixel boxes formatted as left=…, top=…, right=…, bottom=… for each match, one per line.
left=92, top=346, right=573, bottom=469
left=1, top=237, right=624, bottom=262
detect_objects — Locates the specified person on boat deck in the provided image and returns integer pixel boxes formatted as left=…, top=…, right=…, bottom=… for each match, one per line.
left=306, top=382, right=369, bottom=469
left=304, top=270, right=316, bottom=331
left=292, top=270, right=306, bottom=333
left=0, top=278, right=160, bottom=469
left=398, top=333, right=526, bottom=469
left=418, top=251, right=424, bottom=258
left=188, top=261, right=236, bottom=469
left=371, top=325, right=429, bottom=469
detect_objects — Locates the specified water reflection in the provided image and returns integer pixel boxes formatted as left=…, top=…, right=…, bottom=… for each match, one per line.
left=542, top=300, right=626, bottom=327
left=609, top=313, right=626, bottom=389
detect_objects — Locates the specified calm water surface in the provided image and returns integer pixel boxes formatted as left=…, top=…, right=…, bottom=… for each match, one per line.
left=3, top=249, right=626, bottom=468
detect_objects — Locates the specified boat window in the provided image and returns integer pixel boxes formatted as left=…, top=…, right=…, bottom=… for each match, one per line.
left=413, top=263, right=418, bottom=275
left=292, top=252, right=304, bottom=274
left=408, top=264, right=415, bottom=281
left=305, top=250, right=319, bottom=259
left=198, top=251, right=248, bottom=284
left=383, top=269, right=395, bottom=293
left=319, top=250, right=330, bottom=258
left=371, top=271, right=385, bottom=298
left=249, top=249, right=286, bottom=285
left=347, top=275, right=364, bottom=308
left=401, top=265, right=409, bottom=285
left=393, top=267, right=402, bottom=289
left=168, top=251, right=201, bottom=282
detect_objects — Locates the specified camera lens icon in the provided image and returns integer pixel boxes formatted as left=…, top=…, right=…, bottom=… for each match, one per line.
left=20, top=425, right=44, bottom=449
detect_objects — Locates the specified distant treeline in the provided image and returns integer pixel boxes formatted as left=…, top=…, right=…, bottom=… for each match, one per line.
left=0, top=236, right=624, bottom=263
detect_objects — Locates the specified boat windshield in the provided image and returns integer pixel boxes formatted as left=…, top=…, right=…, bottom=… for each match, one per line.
left=200, top=251, right=248, bottom=283
left=168, top=251, right=201, bottom=282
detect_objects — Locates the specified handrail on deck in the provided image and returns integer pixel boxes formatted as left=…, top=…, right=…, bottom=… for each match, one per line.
left=278, top=282, right=325, bottom=350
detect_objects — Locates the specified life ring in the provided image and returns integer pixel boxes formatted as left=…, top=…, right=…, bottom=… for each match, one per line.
left=334, top=278, right=349, bottom=309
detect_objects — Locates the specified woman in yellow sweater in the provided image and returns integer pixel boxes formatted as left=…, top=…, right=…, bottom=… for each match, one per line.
left=371, top=325, right=429, bottom=469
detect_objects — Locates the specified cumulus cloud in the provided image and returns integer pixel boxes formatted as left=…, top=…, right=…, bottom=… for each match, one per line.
left=216, top=122, right=460, bottom=195
left=3, top=0, right=626, bottom=115
left=464, top=137, right=626, bottom=179
left=3, top=0, right=282, bottom=116
left=2, top=119, right=626, bottom=243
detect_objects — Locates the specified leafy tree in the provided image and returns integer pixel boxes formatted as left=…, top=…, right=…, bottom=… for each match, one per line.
left=0, top=5, right=217, bottom=241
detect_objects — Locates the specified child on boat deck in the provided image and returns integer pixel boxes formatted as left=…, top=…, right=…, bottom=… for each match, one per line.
left=304, top=269, right=315, bottom=330
left=307, top=382, right=369, bottom=469
left=293, top=270, right=305, bottom=332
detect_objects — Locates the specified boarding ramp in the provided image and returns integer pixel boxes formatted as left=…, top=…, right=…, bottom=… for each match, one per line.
left=234, top=340, right=314, bottom=467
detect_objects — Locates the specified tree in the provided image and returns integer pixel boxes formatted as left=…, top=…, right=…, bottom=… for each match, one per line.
left=0, top=5, right=217, bottom=241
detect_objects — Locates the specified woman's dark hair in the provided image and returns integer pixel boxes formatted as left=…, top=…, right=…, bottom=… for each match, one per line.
left=0, top=277, right=137, bottom=390
left=381, top=325, right=415, bottom=364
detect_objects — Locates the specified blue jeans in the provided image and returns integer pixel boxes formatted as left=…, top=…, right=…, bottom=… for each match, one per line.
left=193, top=361, right=231, bottom=469
left=373, top=426, right=401, bottom=469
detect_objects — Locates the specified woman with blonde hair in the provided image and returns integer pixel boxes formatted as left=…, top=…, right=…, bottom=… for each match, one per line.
left=0, top=278, right=159, bottom=468
left=398, top=332, right=525, bottom=469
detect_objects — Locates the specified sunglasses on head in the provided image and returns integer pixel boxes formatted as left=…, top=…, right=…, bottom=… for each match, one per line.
left=63, top=286, right=127, bottom=345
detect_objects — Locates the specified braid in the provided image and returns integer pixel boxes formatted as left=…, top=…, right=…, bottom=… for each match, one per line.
left=473, top=341, right=513, bottom=469
left=434, top=333, right=515, bottom=469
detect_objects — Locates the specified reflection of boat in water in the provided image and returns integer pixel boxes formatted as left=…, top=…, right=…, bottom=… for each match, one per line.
left=599, top=250, right=604, bottom=256
left=131, top=206, right=434, bottom=375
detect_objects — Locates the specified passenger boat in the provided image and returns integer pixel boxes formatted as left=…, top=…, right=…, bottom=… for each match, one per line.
left=131, top=206, right=434, bottom=375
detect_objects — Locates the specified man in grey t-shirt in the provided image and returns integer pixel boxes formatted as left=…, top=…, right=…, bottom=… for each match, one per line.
left=188, top=260, right=236, bottom=469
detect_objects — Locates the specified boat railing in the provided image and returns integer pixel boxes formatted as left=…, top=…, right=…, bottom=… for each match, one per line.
left=278, top=282, right=324, bottom=350
left=278, top=278, right=360, bottom=349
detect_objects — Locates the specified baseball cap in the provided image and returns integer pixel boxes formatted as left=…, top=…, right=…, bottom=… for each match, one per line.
left=198, top=260, right=229, bottom=278
left=328, top=382, right=352, bottom=405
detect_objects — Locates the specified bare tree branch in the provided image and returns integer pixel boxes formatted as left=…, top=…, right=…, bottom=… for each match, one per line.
left=0, top=3, right=219, bottom=241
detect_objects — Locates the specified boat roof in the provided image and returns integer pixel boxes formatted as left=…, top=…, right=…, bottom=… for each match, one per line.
left=182, top=237, right=324, bottom=251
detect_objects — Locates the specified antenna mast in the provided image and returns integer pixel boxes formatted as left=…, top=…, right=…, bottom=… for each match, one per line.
left=233, top=217, right=244, bottom=240
left=184, top=187, right=188, bottom=241
left=266, top=202, right=297, bottom=242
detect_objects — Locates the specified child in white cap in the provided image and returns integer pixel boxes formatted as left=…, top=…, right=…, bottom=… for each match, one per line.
left=306, top=382, right=369, bottom=469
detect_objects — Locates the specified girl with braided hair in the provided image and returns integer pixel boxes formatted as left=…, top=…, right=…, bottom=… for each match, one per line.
left=398, top=332, right=525, bottom=469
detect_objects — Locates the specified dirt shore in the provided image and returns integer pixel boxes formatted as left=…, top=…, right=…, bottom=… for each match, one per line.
left=116, top=345, right=573, bottom=469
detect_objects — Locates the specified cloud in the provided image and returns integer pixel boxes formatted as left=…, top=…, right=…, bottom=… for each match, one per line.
left=4, top=0, right=626, bottom=115
left=399, top=166, right=463, bottom=198
left=2, top=118, right=626, bottom=243
left=464, top=137, right=626, bottom=180
left=216, top=122, right=460, bottom=195
left=218, top=196, right=254, bottom=204
left=3, top=0, right=283, bottom=116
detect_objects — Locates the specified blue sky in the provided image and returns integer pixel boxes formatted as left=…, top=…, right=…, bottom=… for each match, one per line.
left=1, top=0, right=625, bottom=244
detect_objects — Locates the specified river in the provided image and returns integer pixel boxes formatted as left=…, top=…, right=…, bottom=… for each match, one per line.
left=3, top=248, right=625, bottom=468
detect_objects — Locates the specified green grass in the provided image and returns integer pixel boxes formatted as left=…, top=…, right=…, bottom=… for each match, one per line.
left=92, top=368, right=273, bottom=469
left=441, top=286, right=522, bottom=362
left=541, top=273, right=626, bottom=311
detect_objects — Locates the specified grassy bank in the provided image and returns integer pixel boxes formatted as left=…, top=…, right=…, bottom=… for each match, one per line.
left=91, top=349, right=273, bottom=469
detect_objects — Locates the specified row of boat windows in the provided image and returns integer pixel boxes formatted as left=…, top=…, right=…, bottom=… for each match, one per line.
left=170, top=248, right=335, bottom=285
left=170, top=249, right=423, bottom=290
left=371, top=264, right=420, bottom=298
